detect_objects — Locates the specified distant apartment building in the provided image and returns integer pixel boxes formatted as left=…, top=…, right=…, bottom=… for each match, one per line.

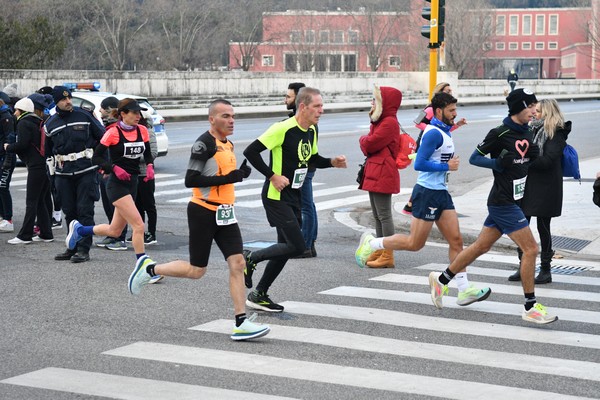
left=483, top=6, right=594, bottom=79
left=228, top=10, right=421, bottom=73
left=230, top=5, right=599, bottom=79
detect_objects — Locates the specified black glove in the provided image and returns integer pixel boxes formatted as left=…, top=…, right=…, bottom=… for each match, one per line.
left=2, top=153, right=15, bottom=170
left=527, top=142, right=540, bottom=160
left=239, top=159, right=251, bottom=178
left=496, top=149, right=515, bottom=169
left=226, top=169, right=245, bottom=183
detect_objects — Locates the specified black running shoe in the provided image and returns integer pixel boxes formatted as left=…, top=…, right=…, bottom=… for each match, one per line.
left=243, top=249, right=257, bottom=289
left=246, top=291, right=284, bottom=313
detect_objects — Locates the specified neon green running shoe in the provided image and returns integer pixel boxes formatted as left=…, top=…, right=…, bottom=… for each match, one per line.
left=522, top=303, right=558, bottom=325
left=428, top=271, right=449, bottom=309
left=355, top=232, right=375, bottom=268
left=456, top=284, right=492, bottom=306
left=231, top=313, right=270, bottom=341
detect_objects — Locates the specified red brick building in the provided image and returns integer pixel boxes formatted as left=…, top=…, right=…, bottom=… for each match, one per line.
left=230, top=5, right=599, bottom=79
left=229, top=10, right=421, bottom=73
left=483, top=6, right=593, bottom=79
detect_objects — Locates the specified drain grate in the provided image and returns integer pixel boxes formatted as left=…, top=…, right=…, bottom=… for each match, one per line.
left=538, top=264, right=593, bottom=275
left=535, top=264, right=592, bottom=275
left=551, top=235, right=591, bottom=252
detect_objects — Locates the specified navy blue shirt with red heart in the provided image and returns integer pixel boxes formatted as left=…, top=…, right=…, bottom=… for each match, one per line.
left=475, top=117, right=539, bottom=206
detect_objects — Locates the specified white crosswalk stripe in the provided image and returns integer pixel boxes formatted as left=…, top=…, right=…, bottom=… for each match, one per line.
left=2, top=239, right=599, bottom=398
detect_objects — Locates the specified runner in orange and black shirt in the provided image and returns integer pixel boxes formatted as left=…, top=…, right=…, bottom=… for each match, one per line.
left=127, top=99, right=270, bottom=341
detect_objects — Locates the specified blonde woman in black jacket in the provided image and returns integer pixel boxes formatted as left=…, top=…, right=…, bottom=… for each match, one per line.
left=508, top=99, right=569, bottom=284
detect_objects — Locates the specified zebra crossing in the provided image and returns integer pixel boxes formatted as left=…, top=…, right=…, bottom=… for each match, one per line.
left=3, top=255, right=599, bottom=399
left=11, top=169, right=411, bottom=212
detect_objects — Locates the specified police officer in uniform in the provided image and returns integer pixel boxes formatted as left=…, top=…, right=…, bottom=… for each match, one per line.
left=44, top=86, right=105, bottom=262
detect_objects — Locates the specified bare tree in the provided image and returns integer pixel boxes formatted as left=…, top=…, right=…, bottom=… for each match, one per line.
left=444, top=0, right=495, bottom=78
left=353, top=10, right=404, bottom=71
left=149, top=0, right=219, bottom=70
left=227, top=0, right=275, bottom=71
left=77, top=0, right=149, bottom=71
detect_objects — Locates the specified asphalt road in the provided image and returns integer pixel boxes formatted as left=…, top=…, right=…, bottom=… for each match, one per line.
left=1, top=102, right=599, bottom=399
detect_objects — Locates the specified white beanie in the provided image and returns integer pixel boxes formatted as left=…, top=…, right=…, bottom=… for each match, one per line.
left=14, top=97, right=35, bottom=113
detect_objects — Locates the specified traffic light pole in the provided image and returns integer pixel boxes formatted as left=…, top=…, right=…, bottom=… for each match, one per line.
left=429, top=47, right=438, bottom=101
left=428, top=0, right=440, bottom=101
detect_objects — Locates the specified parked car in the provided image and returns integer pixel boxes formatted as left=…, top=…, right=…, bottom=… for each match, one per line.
left=67, top=83, right=168, bottom=157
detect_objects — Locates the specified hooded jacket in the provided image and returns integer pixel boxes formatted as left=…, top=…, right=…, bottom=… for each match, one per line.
left=6, top=112, right=46, bottom=169
left=521, top=120, right=571, bottom=217
left=358, top=86, right=402, bottom=194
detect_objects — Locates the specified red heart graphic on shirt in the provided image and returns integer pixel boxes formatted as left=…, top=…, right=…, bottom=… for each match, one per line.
left=515, top=140, right=529, bottom=158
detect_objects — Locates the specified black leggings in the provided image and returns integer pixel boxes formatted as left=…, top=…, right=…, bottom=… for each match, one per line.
left=252, top=199, right=305, bottom=294
left=527, top=216, right=552, bottom=253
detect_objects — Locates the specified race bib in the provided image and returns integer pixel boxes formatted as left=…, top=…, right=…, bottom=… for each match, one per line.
left=513, top=176, right=527, bottom=200
left=123, top=141, right=145, bottom=159
left=215, top=204, right=237, bottom=226
left=291, top=168, right=308, bottom=189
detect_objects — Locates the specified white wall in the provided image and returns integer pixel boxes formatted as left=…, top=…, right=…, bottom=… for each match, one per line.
left=1, top=70, right=599, bottom=98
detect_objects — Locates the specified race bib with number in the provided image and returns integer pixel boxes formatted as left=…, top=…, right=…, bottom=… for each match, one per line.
left=291, top=167, right=308, bottom=189
left=215, top=204, right=237, bottom=226
left=123, top=141, right=145, bottom=159
left=513, top=176, right=527, bottom=200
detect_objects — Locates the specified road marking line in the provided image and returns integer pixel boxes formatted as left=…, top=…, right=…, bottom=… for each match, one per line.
left=415, top=263, right=600, bottom=286
left=321, top=286, right=600, bottom=324
left=280, top=301, right=600, bottom=350
left=1, top=367, right=296, bottom=400
left=371, top=273, right=600, bottom=302
left=104, top=342, right=589, bottom=400
left=192, top=319, right=600, bottom=382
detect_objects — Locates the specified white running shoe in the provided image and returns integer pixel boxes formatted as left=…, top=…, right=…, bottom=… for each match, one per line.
left=8, top=237, right=32, bottom=244
left=231, top=313, right=270, bottom=341
left=128, top=255, right=155, bottom=295
left=522, top=303, right=558, bottom=325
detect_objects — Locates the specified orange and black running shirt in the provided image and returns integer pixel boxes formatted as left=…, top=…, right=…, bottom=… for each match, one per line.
left=188, top=132, right=236, bottom=211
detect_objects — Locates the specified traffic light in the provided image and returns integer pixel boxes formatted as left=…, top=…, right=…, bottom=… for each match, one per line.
left=421, top=0, right=445, bottom=48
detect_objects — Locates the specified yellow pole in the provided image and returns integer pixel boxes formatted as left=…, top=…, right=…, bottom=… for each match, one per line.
left=428, top=0, right=440, bottom=100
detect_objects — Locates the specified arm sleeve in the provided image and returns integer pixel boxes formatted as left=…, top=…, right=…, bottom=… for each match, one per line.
left=92, top=143, right=112, bottom=172
left=243, top=139, right=273, bottom=178
left=414, top=129, right=448, bottom=172
left=89, top=114, right=106, bottom=142
left=308, top=153, right=333, bottom=169
left=469, top=149, right=502, bottom=171
left=184, top=168, right=233, bottom=187
left=6, top=122, right=31, bottom=153
left=142, top=141, right=154, bottom=166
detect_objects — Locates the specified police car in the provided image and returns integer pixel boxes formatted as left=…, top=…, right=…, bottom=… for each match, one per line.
left=67, top=82, right=168, bottom=157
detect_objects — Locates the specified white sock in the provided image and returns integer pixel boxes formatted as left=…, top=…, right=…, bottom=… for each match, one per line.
left=53, top=211, right=62, bottom=221
left=455, top=272, right=470, bottom=291
left=370, top=237, right=385, bottom=250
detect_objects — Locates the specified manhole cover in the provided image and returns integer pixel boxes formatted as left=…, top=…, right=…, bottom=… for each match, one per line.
left=551, top=235, right=591, bottom=252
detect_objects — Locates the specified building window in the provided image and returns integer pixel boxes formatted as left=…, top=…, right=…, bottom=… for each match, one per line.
left=333, top=31, right=344, bottom=43
left=330, top=54, right=342, bottom=71
left=261, top=55, right=274, bottom=66
left=344, top=54, right=357, bottom=71
left=548, top=42, right=558, bottom=50
left=522, top=15, right=532, bottom=35
left=315, top=54, right=327, bottom=71
left=509, top=42, right=518, bottom=50
left=535, top=42, right=545, bottom=50
left=522, top=42, right=531, bottom=50
left=562, top=54, right=575, bottom=69
left=285, top=54, right=297, bottom=72
left=496, top=42, right=505, bottom=50
left=509, top=15, right=519, bottom=35
left=496, top=15, right=505, bottom=35
left=290, top=30, right=301, bottom=43
left=319, top=30, right=329, bottom=44
left=536, top=15, right=545, bottom=35
left=549, top=14, right=558, bottom=35
left=305, top=30, right=315, bottom=43
left=389, top=55, right=401, bottom=67
left=300, top=54, right=313, bottom=71
left=348, top=30, right=359, bottom=44
left=368, top=56, right=380, bottom=69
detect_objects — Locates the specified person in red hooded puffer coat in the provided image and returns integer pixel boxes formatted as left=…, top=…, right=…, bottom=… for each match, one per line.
left=358, top=85, right=402, bottom=268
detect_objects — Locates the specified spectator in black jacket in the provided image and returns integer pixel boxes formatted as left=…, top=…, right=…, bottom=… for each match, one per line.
left=5, top=94, right=54, bottom=244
